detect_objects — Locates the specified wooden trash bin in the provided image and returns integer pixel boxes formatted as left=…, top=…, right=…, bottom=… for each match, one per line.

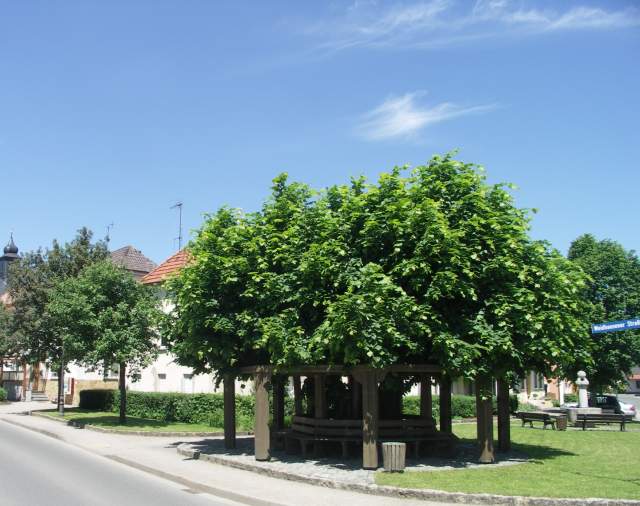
left=382, top=442, right=406, bottom=472
left=555, top=415, right=568, bottom=431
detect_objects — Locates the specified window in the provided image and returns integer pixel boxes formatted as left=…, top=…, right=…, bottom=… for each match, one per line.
left=533, top=373, right=545, bottom=390
left=183, top=374, right=193, bottom=380
left=158, top=373, right=167, bottom=380
left=636, top=380, right=640, bottom=389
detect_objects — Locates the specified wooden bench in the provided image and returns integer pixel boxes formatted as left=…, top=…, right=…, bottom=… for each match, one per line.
left=577, top=413, right=632, bottom=431
left=517, top=411, right=557, bottom=429
left=285, top=416, right=361, bottom=458
left=284, top=415, right=455, bottom=459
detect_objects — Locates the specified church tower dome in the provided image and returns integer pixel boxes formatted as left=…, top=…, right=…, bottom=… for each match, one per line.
left=4, top=234, right=18, bottom=256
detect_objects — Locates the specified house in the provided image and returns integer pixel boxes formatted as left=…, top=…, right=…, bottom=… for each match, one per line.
left=110, top=245, right=157, bottom=280
left=128, top=250, right=230, bottom=394
left=625, top=367, right=640, bottom=394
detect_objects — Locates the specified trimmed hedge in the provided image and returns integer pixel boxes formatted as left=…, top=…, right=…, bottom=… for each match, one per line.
left=79, top=389, right=292, bottom=429
left=79, top=389, right=519, bottom=427
left=403, top=394, right=519, bottom=418
left=0, top=387, right=7, bottom=402
left=79, top=389, right=115, bottom=410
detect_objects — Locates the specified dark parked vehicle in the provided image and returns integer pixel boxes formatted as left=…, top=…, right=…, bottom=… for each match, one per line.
left=589, top=394, right=622, bottom=414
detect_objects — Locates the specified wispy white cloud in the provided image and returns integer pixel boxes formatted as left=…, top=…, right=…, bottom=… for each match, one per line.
left=355, top=92, right=496, bottom=141
left=310, top=1, right=640, bottom=51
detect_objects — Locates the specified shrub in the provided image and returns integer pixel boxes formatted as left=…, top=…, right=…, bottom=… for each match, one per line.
left=79, top=389, right=116, bottom=410
left=452, top=395, right=476, bottom=418
left=0, top=387, right=7, bottom=402
left=79, top=389, right=511, bottom=426
left=403, top=395, right=477, bottom=419
left=510, top=394, right=519, bottom=414
left=78, top=389, right=283, bottom=428
left=564, top=393, right=578, bottom=404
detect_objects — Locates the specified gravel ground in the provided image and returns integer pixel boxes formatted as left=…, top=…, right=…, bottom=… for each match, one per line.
left=185, top=436, right=529, bottom=486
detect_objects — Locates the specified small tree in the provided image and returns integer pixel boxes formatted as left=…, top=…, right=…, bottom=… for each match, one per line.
left=568, top=234, right=640, bottom=391
left=8, top=228, right=108, bottom=410
left=49, top=261, right=159, bottom=423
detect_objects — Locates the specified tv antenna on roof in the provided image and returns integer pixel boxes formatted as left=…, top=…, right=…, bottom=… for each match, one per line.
left=106, top=222, right=114, bottom=244
left=171, top=201, right=183, bottom=250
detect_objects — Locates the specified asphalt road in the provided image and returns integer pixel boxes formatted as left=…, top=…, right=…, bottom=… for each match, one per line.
left=0, top=421, right=244, bottom=506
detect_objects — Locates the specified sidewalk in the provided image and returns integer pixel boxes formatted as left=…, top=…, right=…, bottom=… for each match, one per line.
left=0, top=406, right=453, bottom=506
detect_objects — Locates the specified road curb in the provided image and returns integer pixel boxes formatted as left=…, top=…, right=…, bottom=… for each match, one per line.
left=176, top=443, right=640, bottom=506
left=31, top=411, right=252, bottom=438
left=0, top=416, right=282, bottom=506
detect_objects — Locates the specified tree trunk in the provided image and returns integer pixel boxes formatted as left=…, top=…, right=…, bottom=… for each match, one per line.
left=119, top=362, right=127, bottom=424
left=497, top=378, right=511, bottom=452
left=58, top=362, right=65, bottom=416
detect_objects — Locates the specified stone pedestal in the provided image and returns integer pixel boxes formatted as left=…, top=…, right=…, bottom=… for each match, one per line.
left=567, top=407, right=601, bottom=423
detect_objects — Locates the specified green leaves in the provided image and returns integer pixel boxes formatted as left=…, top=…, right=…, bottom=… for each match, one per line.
left=165, top=154, right=591, bottom=382
left=47, top=261, right=161, bottom=377
left=568, top=234, right=640, bottom=391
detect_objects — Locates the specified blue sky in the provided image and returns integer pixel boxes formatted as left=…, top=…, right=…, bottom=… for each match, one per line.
left=1, top=0, right=639, bottom=264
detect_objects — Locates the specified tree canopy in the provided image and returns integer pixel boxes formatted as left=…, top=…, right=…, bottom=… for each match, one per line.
left=48, top=260, right=160, bottom=421
left=7, top=228, right=108, bottom=365
left=165, top=154, right=591, bottom=382
left=568, top=234, right=640, bottom=391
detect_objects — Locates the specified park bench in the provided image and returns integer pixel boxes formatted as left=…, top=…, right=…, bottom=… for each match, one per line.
left=576, top=413, right=632, bottom=431
left=517, top=411, right=557, bottom=429
left=284, top=415, right=454, bottom=459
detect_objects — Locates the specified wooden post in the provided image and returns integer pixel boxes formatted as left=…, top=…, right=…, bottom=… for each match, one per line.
left=224, top=374, right=236, bottom=449
left=439, top=375, right=452, bottom=434
left=273, top=376, right=285, bottom=431
left=476, top=375, right=495, bottom=463
left=254, top=371, right=271, bottom=461
left=361, top=371, right=380, bottom=469
left=293, top=375, right=303, bottom=416
left=314, top=374, right=327, bottom=419
left=497, top=378, right=511, bottom=452
left=420, top=374, right=433, bottom=420
left=351, top=376, right=362, bottom=419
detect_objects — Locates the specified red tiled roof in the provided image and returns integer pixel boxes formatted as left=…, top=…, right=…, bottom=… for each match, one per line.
left=142, top=250, right=190, bottom=285
left=630, top=374, right=640, bottom=381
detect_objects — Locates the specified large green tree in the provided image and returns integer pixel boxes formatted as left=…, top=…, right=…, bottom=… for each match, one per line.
left=8, top=228, right=108, bottom=367
left=165, top=154, right=591, bottom=385
left=568, top=234, right=640, bottom=391
left=49, top=260, right=160, bottom=423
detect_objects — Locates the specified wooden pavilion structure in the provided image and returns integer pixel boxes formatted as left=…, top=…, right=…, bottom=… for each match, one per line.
left=222, top=364, right=512, bottom=469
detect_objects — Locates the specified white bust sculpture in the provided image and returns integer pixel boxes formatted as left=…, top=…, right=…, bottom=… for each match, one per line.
left=576, top=370, right=589, bottom=408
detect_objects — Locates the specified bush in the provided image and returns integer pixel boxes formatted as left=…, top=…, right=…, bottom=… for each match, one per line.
left=0, top=387, right=7, bottom=402
left=79, top=389, right=513, bottom=426
left=79, top=389, right=116, bottom=410
left=452, top=395, right=476, bottom=418
left=564, top=393, right=578, bottom=404
left=403, top=395, right=476, bottom=419
left=404, top=393, right=518, bottom=418
left=78, top=389, right=279, bottom=429
left=510, top=394, right=519, bottom=414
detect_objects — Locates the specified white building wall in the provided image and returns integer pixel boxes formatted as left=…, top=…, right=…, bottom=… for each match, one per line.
left=128, top=351, right=220, bottom=394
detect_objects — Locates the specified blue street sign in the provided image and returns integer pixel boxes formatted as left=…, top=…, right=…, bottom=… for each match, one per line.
left=591, top=318, right=640, bottom=334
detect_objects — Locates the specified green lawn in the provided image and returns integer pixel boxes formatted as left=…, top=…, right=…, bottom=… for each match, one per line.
left=376, top=422, right=640, bottom=500
left=38, top=408, right=222, bottom=433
